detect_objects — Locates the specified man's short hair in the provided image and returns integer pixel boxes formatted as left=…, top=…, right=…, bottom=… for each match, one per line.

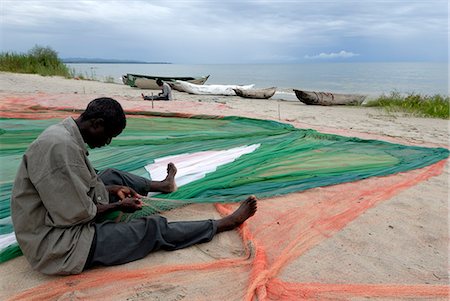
left=79, top=97, right=126, bottom=131
left=156, top=79, right=163, bottom=86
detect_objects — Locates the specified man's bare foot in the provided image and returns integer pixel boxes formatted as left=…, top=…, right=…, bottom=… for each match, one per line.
left=149, top=162, right=178, bottom=193
left=141, top=93, right=145, bottom=100
left=216, top=196, right=257, bottom=233
left=163, top=162, right=178, bottom=192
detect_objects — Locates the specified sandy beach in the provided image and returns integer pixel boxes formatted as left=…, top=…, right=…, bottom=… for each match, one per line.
left=0, top=72, right=448, bottom=300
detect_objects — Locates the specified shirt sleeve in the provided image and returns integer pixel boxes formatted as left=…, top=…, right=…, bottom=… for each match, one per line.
left=35, top=163, right=98, bottom=227
left=161, top=84, right=170, bottom=97
left=30, top=139, right=100, bottom=228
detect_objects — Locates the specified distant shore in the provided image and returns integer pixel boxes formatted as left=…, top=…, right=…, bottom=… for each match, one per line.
left=62, top=58, right=171, bottom=64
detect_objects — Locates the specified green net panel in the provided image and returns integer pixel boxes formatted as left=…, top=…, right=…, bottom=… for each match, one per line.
left=0, top=115, right=448, bottom=262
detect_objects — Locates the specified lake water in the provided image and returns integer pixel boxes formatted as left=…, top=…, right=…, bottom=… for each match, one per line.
left=66, top=62, right=448, bottom=97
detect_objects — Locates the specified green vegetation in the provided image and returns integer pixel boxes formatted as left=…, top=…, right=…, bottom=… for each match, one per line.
left=68, top=66, right=97, bottom=81
left=365, top=92, right=449, bottom=119
left=0, top=46, right=117, bottom=82
left=0, top=45, right=71, bottom=77
left=104, top=76, right=116, bottom=83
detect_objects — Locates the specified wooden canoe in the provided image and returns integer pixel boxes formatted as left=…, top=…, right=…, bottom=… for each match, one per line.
left=233, top=87, right=276, bottom=99
left=122, top=74, right=210, bottom=89
left=170, top=80, right=255, bottom=96
left=293, top=89, right=366, bottom=106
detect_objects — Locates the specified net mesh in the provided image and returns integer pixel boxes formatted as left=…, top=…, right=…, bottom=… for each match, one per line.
left=0, top=103, right=448, bottom=300
left=2, top=115, right=448, bottom=223
left=5, top=162, right=448, bottom=300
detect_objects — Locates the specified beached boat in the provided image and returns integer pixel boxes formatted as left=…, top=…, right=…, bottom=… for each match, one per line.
left=170, top=80, right=254, bottom=96
left=293, top=89, right=366, bottom=106
left=122, top=74, right=210, bottom=89
left=233, top=87, right=277, bottom=99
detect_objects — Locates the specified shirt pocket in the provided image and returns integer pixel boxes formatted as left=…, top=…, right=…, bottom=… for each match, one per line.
left=88, top=177, right=109, bottom=205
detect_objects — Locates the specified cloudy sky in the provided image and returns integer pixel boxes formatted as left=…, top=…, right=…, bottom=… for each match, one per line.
left=1, top=0, right=447, bottom=64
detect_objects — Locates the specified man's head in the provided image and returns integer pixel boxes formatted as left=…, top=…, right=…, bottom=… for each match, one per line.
left=156, top=79, right=163, bottom=87
left=76, top=97, right=126, bottom=149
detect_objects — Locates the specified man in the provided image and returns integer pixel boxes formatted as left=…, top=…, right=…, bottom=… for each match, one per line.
left=11, top=97, right=257, bottom=275
left=142, top=78, right=173, bottom=101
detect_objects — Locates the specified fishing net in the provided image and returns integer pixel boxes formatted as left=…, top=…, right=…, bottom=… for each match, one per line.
left=1, top=114, right=448, bottom=260
left=4, top=161, right=448, bottom=301
left=0, top=104, right=448, bottom=300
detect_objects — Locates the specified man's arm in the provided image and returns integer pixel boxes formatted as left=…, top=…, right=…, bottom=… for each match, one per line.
left=159, top=83, right=170, bottom=97
left=36, top=164, right=99, bottom=226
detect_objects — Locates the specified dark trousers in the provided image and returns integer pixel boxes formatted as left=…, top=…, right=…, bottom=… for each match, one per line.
left=97, top=168, right=152, bottom=202
left=143, top=95, right=169, bottom=101
left=84, top=169, right=217, bottom=269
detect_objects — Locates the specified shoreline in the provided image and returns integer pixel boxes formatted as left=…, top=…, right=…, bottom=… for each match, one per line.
left=64, top=62, right=449, bottom=96
left=1, top=72, right=448, bottom=147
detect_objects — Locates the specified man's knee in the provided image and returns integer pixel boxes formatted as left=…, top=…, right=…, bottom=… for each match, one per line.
left=99, top=168, right=119, bottom=176
left=98, top=168, right=151, bottom=195
left=98, top=168, right=124, bottom=186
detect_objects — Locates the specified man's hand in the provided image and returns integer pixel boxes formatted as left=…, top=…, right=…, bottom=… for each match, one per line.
left=119, top=197, right=143, bottom=213
left=96, top=196, right=143, bottom=216
left=107, top=185, right=142, bottom=200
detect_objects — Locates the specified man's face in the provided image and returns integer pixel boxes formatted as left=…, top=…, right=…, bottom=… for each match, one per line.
left=86, top=120, right=123, bottom=149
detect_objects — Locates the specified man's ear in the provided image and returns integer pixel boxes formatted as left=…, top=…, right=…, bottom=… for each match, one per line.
left=91, top=118, right=105, bottom=130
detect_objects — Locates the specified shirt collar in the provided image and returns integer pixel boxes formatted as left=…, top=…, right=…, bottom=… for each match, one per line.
left=61, top=117, right=89, bottom=155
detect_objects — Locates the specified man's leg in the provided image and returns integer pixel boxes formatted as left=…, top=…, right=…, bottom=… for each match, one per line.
left=147, top=162, right=177, bottom=193
left=141, top=93, right=156, bottom=100
left=84, top=196, right=257, bottom=269
left=98, top=163, right=177, bottom=197
left=86, top=216, right=216, bottom=267
left=141, top=93, right=168, bottom=101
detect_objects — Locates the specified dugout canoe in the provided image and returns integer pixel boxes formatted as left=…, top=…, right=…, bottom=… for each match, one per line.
left=293, top=89, right=366, bottom=106
left=170, top=80, right=255, bottom=96
left=233, top=87, right=277, bottom=99
left=122, top=74, right=210, bottom=89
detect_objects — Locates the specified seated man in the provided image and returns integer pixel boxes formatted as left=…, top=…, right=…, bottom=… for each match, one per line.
left=142, top=78, right=173, bottom=101
left=11, top=97, right=257, bottom=275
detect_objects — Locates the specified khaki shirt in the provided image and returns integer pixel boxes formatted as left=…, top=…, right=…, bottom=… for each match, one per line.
left=11, top=117, right=109, bottom=275
left=161, top=82, right=173, bottom=100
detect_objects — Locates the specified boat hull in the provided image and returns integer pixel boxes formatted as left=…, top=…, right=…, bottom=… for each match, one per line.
left=233, top=87, right=276, bottom=99
left=293, top=89, right=366, bottom=105
left=170, top=81, right=255, bottom=96
left=122, top=74, right=210, bottom=89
